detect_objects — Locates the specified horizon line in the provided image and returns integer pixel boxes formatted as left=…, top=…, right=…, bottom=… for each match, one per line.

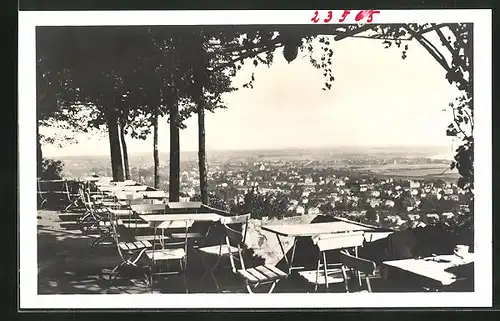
left=46, top=144, right=455, bottom=158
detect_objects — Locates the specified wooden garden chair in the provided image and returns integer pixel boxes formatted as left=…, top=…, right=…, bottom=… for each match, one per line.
left=198, top=214, right=287, bottom=293
left=107, top=213, right=153, bottom=286
left=62, top=180, right=85, bottom=212
left=339, top=249, right=379, bottom=293
left=298, top=231, right=365, bottom=292
left=145, top=219, right=193, bottom=293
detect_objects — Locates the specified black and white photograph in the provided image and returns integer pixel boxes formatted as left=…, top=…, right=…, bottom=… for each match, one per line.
left=19, top=10, right=492, bottom=309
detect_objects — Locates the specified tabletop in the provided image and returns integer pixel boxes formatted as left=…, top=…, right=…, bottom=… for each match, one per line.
left=139, top=213, right=224, bottom=223
left=261, top=221, right=373, bottom=237
left=99, top=185, right=149, bottom=192
left=383, top=253, right=474, bottom=286
left=141, top=191, right=167, bottom=198
left=130, top=204, right=167, bottom=214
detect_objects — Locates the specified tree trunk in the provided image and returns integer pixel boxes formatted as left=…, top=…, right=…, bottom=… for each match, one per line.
left=119, top=120, right=131, bottom=180
left=36, top=122, right=43, bottom=178
left=153, top=110, right=160, bottom=189
left=195, top=87, right=209, bottom=205
left=106, top=109, right=125, bottom=181
left=168, top=91, right=180, bottom=202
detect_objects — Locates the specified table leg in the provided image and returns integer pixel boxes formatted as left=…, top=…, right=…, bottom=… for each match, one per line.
left=355, top=246, right=362, bottom=287
left=289, top=238, right=298, bottom=272
left=276, top=234, right=297, bottom=275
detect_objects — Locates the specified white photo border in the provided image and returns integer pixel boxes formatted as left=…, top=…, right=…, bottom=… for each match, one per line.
left=18, top=9, right=492, bottom=309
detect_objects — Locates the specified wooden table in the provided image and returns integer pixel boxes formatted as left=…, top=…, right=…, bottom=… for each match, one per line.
left=383, top=253, right=474, bottom=287
left=139, top=213, right=224, bottom=225
left=98, top=185, right=149, bottom=192
left=262, top=221, right=373, bottom=274
left=262, top=221, right=372, bottom=237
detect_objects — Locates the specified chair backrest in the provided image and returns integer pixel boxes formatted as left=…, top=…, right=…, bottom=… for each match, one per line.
left=67, top=180, right=82, bottom=195
left=110, top=180, right=136, bottom=186
left=221, top=213, right=251, bottom=249
left=128, top=197, right=154, bottom=205
left=166, top=202, right=203, bottom=213
left=121, top=185, right=148, bottom=192
left=313, top=231, right=365, bottom=252
left=220, top=213, right=251, bottom=225
left=363, top=231, right=394, bottom=243
left=219, top=214, right=251, bottom=273
left=156, top=219, right=194, bottom=252
left=79, top=189, right=92, bottom=209
left=158, top=220, right=194, bottom=230
left=108, top=211, right=131, bottom=260
left=142, top=191, right=167, bottom=199
left=339, top=250, right=377, bottom=275
left=130, top=203, right=166, bottom=215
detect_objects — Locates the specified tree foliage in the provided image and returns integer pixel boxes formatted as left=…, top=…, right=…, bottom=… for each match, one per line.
left=38, top=24, right=475, bottom=195
left=40, top=158, right=64, bottom=180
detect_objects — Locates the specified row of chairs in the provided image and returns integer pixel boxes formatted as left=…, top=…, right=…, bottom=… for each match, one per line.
left=37, top=179, right=83, bottom=211
left=70, top=187, right=288, bottom=293
left=53, top=178, right=378, bottom=293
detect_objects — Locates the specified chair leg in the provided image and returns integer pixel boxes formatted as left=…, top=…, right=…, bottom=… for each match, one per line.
left=200, top=254, right=210, bottom=283
left=182, top=273, right=189, bottom=294
left=341, top=265, right=349, bottom=293
left=109, top=261, right=126, bottom=281
left=365, top=276, right=372, bottom=293
left=268, top=280, right=279, bottom=293
left=322, top=252, right=329, bottom=290
left=210, top=268, right=221, bottom=292
left=245, top=281, right=254, bottom=294
left=201, top=254, right=222, bottom=292
left=314, top=255, right=320, bottom=292
left=150, top=266, right=154, bottom=293
left=91, top=232, right=110, bottom=247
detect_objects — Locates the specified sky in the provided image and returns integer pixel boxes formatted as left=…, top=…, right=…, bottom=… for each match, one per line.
left=41, top=35, right=460, bottom=157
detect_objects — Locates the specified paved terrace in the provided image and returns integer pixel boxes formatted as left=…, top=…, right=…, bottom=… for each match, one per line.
left=37, top=209, right=398, bottom=294
left=38, top=209, right=472, bottom=294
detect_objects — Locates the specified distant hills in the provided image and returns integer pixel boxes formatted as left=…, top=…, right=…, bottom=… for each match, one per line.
left=55, top=145, right=454, bottom=165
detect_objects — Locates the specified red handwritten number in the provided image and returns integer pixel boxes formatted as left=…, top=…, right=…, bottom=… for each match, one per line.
left=311, top=10, right=320, bottom=23
left=355, top=10, right=380, bottom=23
left=365, top=10, right=380, bottom=23
left=324, top=11, right=333, bottom=23
left=339, top=10, right=351, bottom=22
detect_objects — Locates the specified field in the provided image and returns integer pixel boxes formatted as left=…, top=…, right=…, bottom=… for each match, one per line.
left=311, top=163, right=459, bottom=180
left=359, top=164, right=460, bottom=179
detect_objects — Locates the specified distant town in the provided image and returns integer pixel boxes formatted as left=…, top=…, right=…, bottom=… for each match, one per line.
left=52, top=147, right=471, bottom=231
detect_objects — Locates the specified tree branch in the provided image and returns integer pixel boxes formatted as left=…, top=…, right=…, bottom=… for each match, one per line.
left=333, top=24, right=379, bottom=41
left=435, top=27, right=469, bottom=84
left=403, top=25, right=451, bottom=72
left=210, top=42, right=282, bottom=72
left=349, top=35, right=413, bottom=41
left=419, top=23, right=453, bottom=35
left=451, top=107, right=470, bottom=140
left=462, top=108, right=474, bottom=132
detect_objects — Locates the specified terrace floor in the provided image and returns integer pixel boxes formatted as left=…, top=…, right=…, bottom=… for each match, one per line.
left=36, top=210, right=468, bottom=294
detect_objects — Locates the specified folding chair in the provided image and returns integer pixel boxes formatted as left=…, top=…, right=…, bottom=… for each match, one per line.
left=198, top=214, right=286, bottom=293
left=86, top=205, right=122, bottom=247
left=76, top=190, right=105, bottom=235
left=339, top=250, right=378, bottom=293
left=37, top=178, right=48, bottom=209
left=145, top=219, right=193, bottom=293
left=107, top=214, right=153, bottom=286
left=62, top=180, right=84, bottom=212
left=133, top=202, right=204, bottom=246
left=165, top=201, right=203, bottom=213
left=298, top=231, right=365, bottom=292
